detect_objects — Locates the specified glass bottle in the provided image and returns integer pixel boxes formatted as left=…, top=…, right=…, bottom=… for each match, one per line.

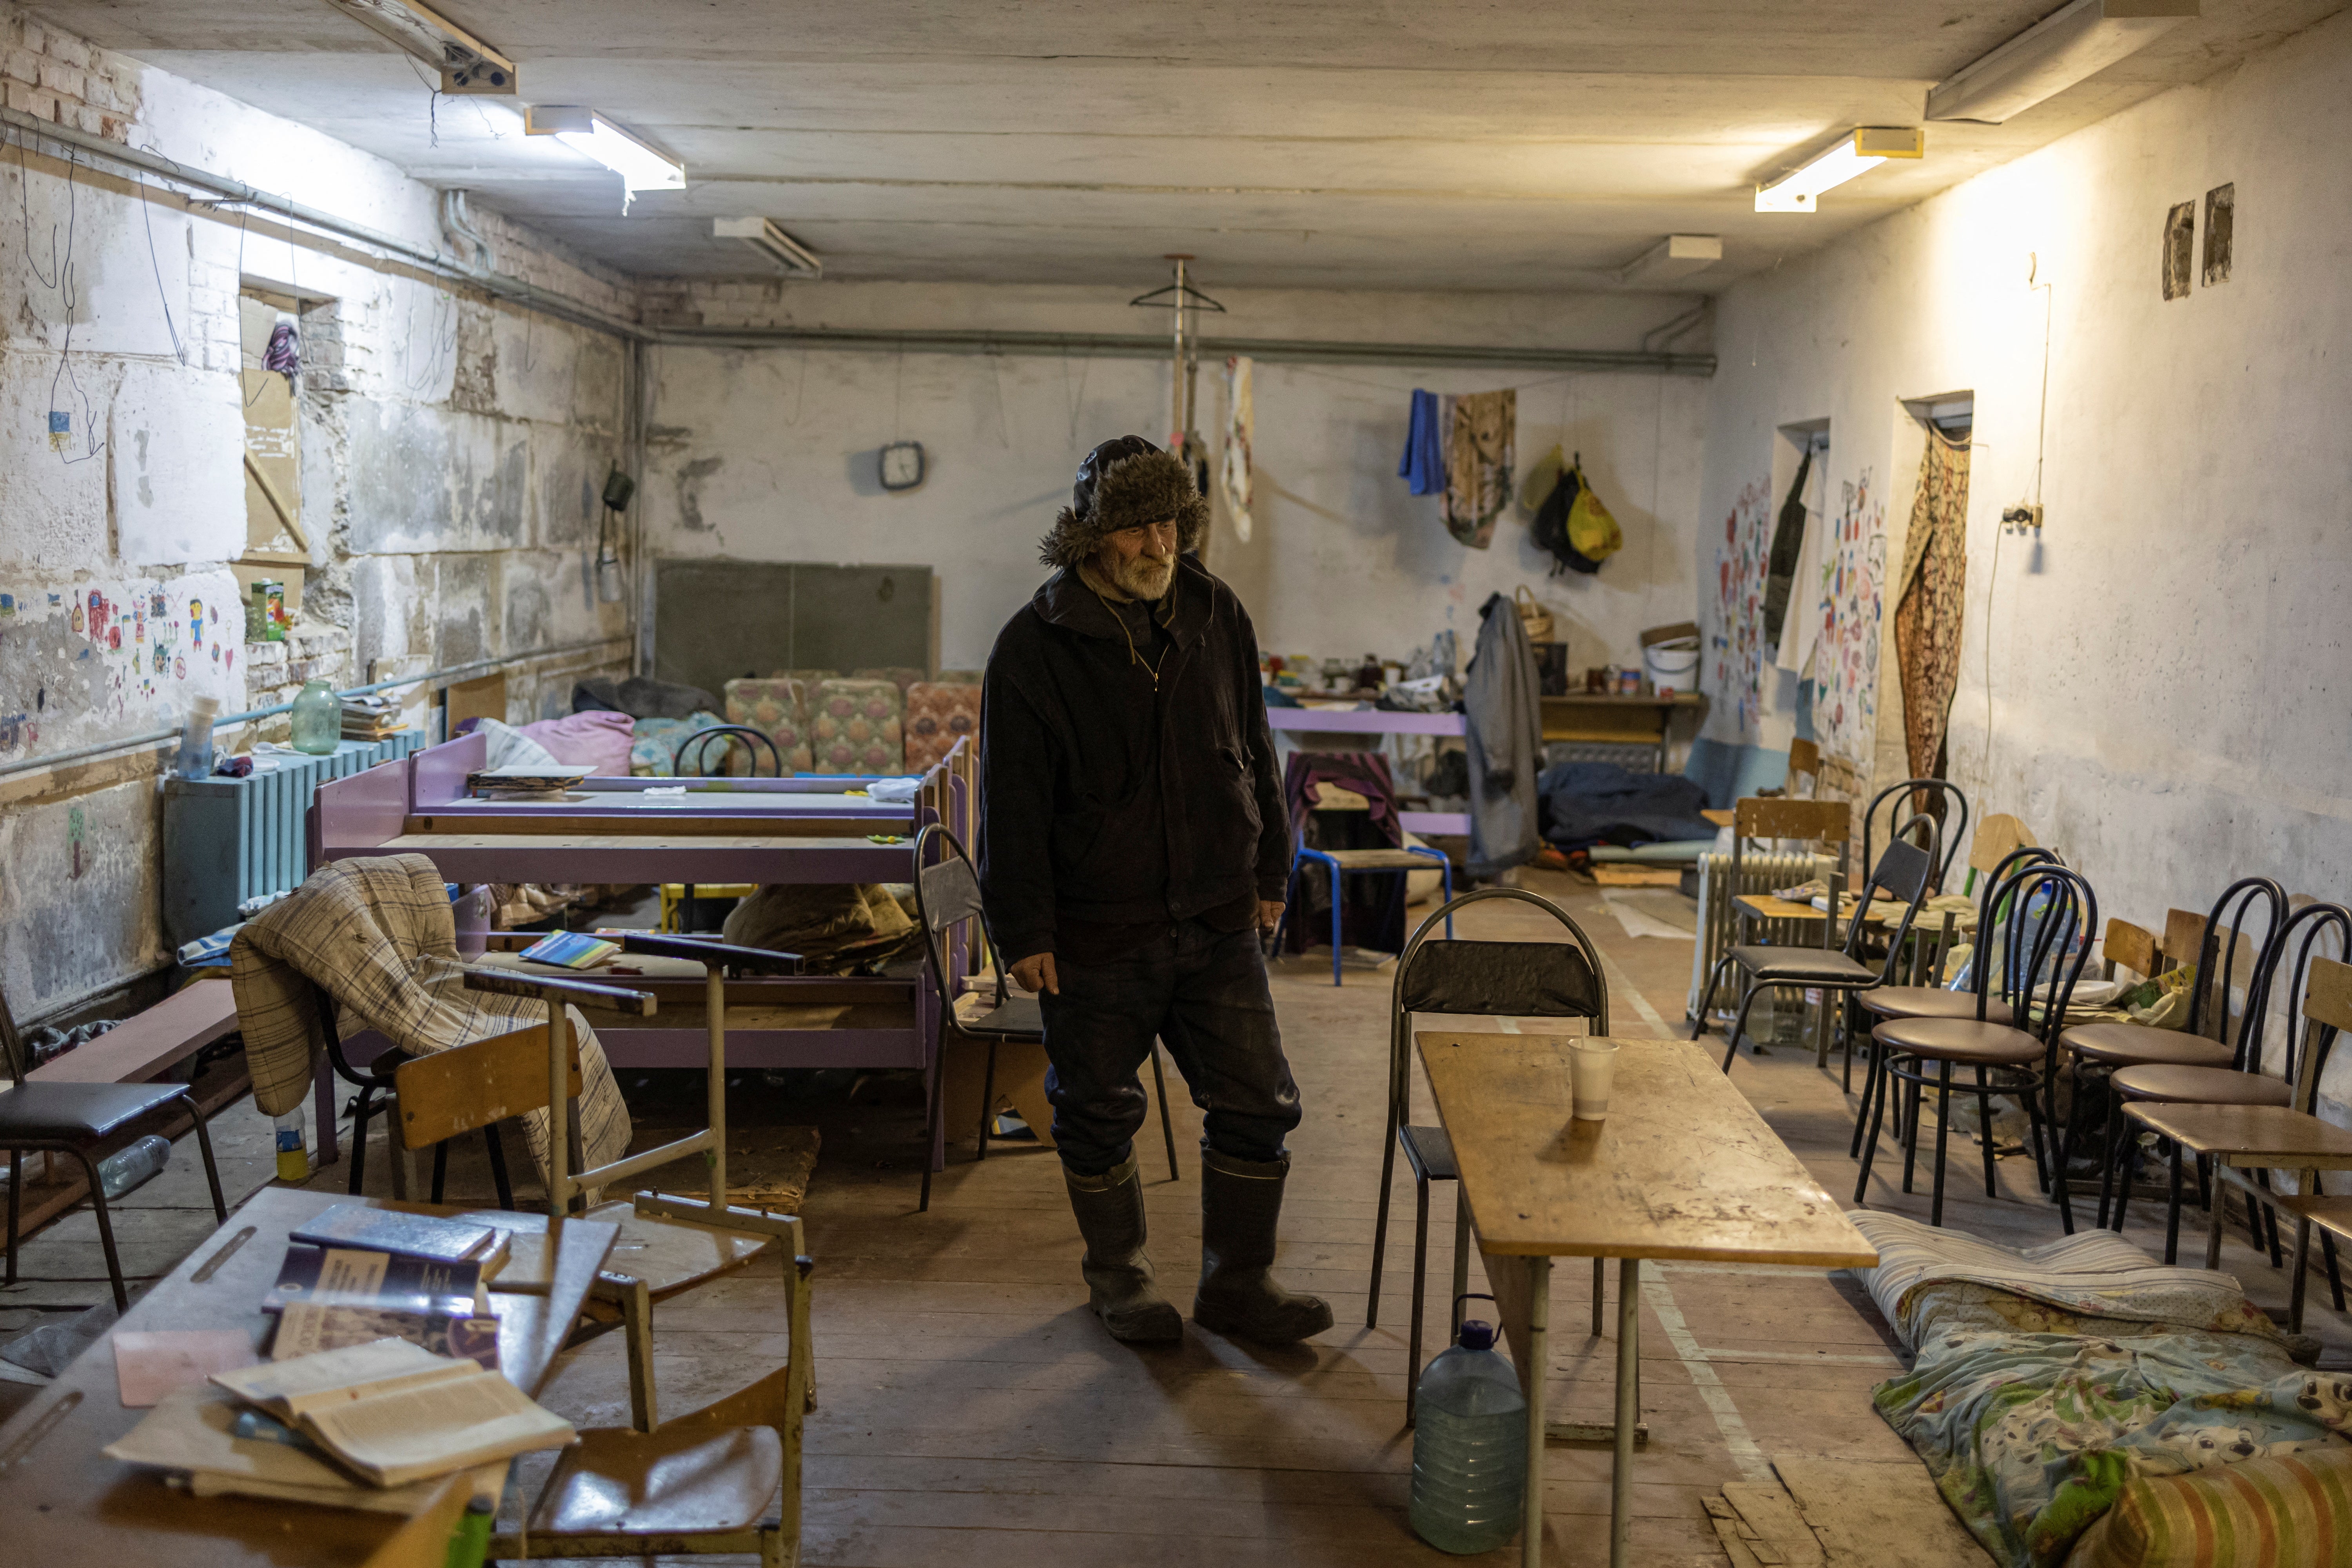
left=289, top=678, right=340, bottom=755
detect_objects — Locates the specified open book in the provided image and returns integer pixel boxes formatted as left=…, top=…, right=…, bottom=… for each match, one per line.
left=205, top=1338, right=573, bottom=1488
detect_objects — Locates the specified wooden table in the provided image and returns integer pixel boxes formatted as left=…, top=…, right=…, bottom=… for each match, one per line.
left=1417, top=1034, right=1877, bottom=1568
left=0, top=1187, right=618, bottom=1567
left=1539, top=692, right=1701, bottom=771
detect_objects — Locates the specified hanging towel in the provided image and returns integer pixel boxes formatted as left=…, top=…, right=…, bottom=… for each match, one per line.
left=1222, top=355, right=1255, bottom=543
left=1399, top=387, right=1445, bottom=495
left=1443, top=389, right=1515, bottom=549
left=1762, top=443, right=1814, bottom=648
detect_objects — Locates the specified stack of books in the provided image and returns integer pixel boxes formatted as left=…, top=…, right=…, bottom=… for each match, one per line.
left=339, top=693, right=407, bottom=742
left=105, top=1338, right=575, bottom=1508
left=262, top=1205, right=514, bottom=1368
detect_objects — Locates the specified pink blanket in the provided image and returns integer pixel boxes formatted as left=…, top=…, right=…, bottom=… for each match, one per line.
left=517, top=711, right=636, bottom=777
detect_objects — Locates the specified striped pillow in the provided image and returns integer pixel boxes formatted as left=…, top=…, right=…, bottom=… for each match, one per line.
left=2065, top=1449, right=2352, bottom=1567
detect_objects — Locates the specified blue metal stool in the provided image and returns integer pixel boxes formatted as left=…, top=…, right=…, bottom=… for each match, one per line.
left=1283, top=844, right=1453, bottom=984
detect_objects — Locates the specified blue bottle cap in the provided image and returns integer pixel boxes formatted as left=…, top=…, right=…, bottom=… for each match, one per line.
left=1459, top=1319, right=1495, bottom=1350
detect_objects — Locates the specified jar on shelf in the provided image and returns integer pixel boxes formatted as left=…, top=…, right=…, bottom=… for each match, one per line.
left=289, top=678, right=340, bottom=755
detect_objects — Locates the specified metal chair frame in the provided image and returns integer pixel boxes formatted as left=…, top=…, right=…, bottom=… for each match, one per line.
left=675, top=724, right=785, bottom=778
left=1278, top=842, right=1454, bottom=985
left=1693, top=813, right=1939, bottom=1076
left=1857, top=862, right=2096, bottom=1228
left=1859, top=778, right=1969, bottom=893
left=1367, top=886, right=1611, bottom=1424
left=1848, top=843, right=2059, bottom=1162
left=910, top=824, right=1178, bottom=1210
left=0, top=985, right=227, bottom=1312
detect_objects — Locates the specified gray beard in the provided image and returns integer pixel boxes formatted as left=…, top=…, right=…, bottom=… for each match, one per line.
left=1110, top=554, right=1175, bottom=601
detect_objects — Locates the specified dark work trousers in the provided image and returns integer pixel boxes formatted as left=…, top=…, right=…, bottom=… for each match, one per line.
left=1037, top=917, right=1303, bottom=1177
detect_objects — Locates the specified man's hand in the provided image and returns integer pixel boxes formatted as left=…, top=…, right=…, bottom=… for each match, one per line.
left=1258, top=900, right=1285, bottom=933
left=1011, top=952, right=1060, bottom=995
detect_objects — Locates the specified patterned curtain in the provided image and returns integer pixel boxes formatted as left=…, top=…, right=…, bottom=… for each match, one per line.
left=1893, top=429, right=1969, bottom=780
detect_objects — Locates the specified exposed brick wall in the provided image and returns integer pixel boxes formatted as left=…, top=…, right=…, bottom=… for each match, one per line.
left=0, top=5, right=140, bottom=142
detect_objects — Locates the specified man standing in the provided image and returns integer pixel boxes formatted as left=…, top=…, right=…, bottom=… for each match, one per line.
left=979, top=434, right=1330, bottom=1347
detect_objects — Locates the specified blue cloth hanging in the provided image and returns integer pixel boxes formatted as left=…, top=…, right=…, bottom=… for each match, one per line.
left=1398, top=388, right=1445, bottom=495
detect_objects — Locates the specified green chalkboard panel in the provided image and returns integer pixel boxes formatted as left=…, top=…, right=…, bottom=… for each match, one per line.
left=652, top=559, right=934, bottom=699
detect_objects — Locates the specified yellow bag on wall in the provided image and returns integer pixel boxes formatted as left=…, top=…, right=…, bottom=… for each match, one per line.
left=1566, top=463, right=1623, bottom=564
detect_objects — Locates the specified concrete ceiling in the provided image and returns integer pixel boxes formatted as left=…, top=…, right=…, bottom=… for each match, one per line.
left=36, top=0, right=2348, bottom=291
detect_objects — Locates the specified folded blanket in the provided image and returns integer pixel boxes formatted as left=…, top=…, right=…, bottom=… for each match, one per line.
left=230, top=855, right=632, bottom=1185
left=1851, top=1209, right=2285, bottom=1349
left=1850, top=1212, right=2342, bottom=1568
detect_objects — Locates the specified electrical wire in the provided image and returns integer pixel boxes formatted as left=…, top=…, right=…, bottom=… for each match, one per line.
left=131, top=161, right=186, bottom=365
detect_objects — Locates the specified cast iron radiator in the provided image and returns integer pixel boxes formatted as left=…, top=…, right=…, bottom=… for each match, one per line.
left=161, top=732, right=427, bottom=948
left=1686, top=850, right=1819, bottom=1022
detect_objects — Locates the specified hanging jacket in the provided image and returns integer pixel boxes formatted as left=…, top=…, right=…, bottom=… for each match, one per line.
left=1462, top=593, right=1544, bottom=878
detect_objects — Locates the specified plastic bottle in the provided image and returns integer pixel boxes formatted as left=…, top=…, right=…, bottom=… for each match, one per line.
left=274, top=1109, right=309, bottom=1182
left=1410, top=1315, right=1528, bottom=1555
left=289, top=677, right=340, bottom=755
left=96, top=1134, right=172, bottom=1200
left=174, top=695, right=220, bottom=780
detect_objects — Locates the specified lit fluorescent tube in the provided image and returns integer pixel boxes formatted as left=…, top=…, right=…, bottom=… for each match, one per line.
left=525, top=106, right=684, bottom=212
left=1755, top=127, right=1923, bottom=214
left=1928, top=0, right=2198, bottom=124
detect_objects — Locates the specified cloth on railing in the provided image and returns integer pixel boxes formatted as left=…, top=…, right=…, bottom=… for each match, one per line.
left=229, top=854, right=631, bottom=1183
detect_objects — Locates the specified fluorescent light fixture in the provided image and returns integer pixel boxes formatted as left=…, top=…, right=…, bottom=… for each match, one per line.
left=1614, top=234, right=1722, bottom=287
left=1755, top=127, right=1923, bottom=214
left=315, top=0, right=516, bottom=93
left=526, top=106, right=684, bottom=212
left=1928, top=0, right=2197, bottom=124
left=713, top=217, right=824, bottom=278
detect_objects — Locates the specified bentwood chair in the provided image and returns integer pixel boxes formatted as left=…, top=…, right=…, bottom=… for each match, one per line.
left=911, top=824, right=1179, bottom=1210
left=0, top=982, right=228, bottom=1311
left=2102, top=879, right=2294, bottom=1259
left=1367, top=887, right=1610, bottom=1423
left=1859, top=778, right=1969, bottom=893
left=675, top=725, right=785, bottom=778
left=1860, top=862, right=2097, bottom=1229
left=1693, top=814, right=1937, bottom=1077
left=1850, top=845, right=2059, bottom=1158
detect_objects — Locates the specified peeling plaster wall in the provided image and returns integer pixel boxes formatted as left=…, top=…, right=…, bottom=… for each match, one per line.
left=641, top=283, right=1708, bottom=684
left=0, top=5, right=633, bottom=1020
left=1699, top=11, right=2352, bottom=1113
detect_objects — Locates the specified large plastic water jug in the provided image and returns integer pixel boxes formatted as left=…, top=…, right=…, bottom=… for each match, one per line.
left=1409, top=1314, right=1528, bottom=1553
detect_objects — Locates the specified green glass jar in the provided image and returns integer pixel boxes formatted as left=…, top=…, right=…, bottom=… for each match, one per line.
left=289, top=678, right=340, bottom=755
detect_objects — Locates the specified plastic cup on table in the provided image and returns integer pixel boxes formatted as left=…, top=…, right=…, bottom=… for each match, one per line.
left=1569, top=1039, right=1621, bottom=1122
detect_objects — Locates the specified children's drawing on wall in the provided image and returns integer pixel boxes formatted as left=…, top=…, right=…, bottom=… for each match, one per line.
left=1711, top=479, right=1772, bottom=738
left=0, top=569, right=242, bottom=757
left=1811, top=471, right=1885, bottom=767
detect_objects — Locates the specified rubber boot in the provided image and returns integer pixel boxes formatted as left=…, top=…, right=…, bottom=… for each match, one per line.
left=1192, top=1148, right=1334, bottom=1344
left=1065, top=1152, right=1182, bottom=1343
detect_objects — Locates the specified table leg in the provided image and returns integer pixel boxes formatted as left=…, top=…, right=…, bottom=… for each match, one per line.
left=311, top=1042, right=340, bottom=1166
left=1612, top=1257, right=1638, bottom=1568
left=1523, top=1254, right=1549, bottom=1568
left=2206, top=1177, right=2227, bottom=1270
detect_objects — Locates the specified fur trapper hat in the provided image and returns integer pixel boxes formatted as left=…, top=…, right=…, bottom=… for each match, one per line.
left=1037, top=435, right=1210, bottom=569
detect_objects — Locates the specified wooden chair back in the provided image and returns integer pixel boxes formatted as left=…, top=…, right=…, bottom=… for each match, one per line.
left=1967, top=813, right=2036, bottom=874
left=2102, top=918, right=2161, bottom=981
left=2303, top=955, right=2352, bottom=1034
left=1784, top=738, right=1820, bottom=797
left=394, top=1025, right=581, bottom=1152
left=1732, top=796, right=1849, bottom=843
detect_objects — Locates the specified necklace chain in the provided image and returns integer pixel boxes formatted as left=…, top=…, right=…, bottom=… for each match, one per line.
left=1091, top=584, right=1168, bottom=690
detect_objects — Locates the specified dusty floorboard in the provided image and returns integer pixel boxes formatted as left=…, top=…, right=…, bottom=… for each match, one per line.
left=6, top=868, right=2348, bottom=1564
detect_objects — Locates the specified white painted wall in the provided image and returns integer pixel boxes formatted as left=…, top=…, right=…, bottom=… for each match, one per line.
left=642, top=318, right=1707, bottom=683
left=1699, top=8, right=2352, bottom=1118
left=0, top=6, right=632, bottom=1019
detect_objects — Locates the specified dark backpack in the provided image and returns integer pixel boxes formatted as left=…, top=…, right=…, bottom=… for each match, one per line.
left=1530, top=468, right=1602, bottom=577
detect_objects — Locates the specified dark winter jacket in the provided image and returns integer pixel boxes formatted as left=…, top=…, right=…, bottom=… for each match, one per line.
left=980, top=554, right=1289, bottom=965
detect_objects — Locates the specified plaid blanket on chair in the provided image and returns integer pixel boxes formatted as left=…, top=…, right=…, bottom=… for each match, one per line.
left=230, top=854, right=632, bottom=1183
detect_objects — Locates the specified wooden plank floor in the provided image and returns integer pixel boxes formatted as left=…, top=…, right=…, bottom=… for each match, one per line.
left=14, top=868, right=2348, bottom=1564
